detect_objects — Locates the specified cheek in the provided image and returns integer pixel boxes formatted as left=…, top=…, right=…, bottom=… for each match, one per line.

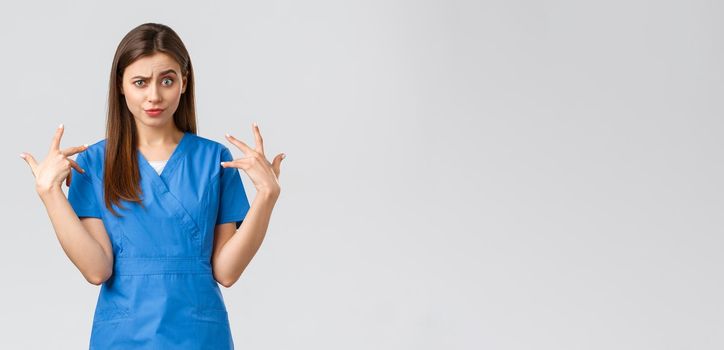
left=124, top=90, right=144, bottom=108
left=166, top=87, right=182, bottom=98
left=164, top=89, right=182, bottom=104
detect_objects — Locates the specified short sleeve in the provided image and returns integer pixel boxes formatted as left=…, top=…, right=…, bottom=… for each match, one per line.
left=67, top=150, right=102, bottom=219
left=215, top=147, right=251, bottom=229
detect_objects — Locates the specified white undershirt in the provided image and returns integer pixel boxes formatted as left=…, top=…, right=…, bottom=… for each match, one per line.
left=147, top=160, right=168, bottom=175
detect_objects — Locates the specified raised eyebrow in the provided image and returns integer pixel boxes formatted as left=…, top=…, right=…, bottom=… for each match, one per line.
left=160, top=69, right=178, bottom=77
left=130, top=69, right=179, bottom=80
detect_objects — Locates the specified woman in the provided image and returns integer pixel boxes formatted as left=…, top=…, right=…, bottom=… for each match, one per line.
left=19, top=22, right=284, bottom=349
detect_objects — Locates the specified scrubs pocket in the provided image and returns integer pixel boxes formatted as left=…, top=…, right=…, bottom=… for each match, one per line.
left=195, top=307, right=230, bottom=323
left=93, top=306, right=131, bottom=323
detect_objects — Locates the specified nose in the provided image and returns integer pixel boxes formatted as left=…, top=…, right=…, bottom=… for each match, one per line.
left=147, top=83, right=162, bottom=103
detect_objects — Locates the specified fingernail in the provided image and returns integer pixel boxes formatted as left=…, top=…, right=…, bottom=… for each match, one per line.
left=59, top=123, right=64, bottom=129
left=83, top=144, right=89, bottom=148
left=81, top=168, right=86, bottom=173
left=225, top=133, right=231, bottom=138
left=254, top=122, right=258, bottom=128
left=19, top=153, right=25, bottom=159
left=220, top=161, right=225, bottom=165
left=281, top=153, right=286, bottom=159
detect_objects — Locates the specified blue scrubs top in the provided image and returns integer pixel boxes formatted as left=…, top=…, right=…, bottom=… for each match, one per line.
left=67, top=131, right=250, bottom=349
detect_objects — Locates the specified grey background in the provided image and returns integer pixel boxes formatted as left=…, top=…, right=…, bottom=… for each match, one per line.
left=2, top=0, right=722, bottom=349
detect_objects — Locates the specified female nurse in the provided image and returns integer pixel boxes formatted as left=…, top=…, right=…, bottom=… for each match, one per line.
left=19, top=22, right=285, bottom=349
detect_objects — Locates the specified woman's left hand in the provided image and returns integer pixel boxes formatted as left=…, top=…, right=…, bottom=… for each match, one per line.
left=222, top=122, right=284, bottom=195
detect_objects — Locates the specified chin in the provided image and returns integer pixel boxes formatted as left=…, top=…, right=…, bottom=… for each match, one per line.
left=133, top=114, right=173, bottom=128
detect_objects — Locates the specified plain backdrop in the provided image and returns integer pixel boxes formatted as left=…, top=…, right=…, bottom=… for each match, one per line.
left=1, top=0, right=722, bottom=349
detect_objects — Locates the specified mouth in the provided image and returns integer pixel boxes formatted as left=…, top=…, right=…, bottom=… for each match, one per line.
left=144, top=108, right=165, bottom=117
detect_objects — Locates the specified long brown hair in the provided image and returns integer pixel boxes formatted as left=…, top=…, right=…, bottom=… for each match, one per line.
left=104, top=23, right=197, bottom=217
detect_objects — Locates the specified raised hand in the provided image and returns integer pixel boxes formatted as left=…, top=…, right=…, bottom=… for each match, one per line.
left=222, top=122, right=284, bottom=195
left=20, top=124, right=89, bottom=194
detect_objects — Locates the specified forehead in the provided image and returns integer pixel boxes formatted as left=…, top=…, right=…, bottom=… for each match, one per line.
left=123, top=52, right=181, bottom=78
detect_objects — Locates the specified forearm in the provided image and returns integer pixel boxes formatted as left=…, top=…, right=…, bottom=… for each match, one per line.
left=213, top=190, right=279, bottom=287
left=38, top=187, right=112, bottom=284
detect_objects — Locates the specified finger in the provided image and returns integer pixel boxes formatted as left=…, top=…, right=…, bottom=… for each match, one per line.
left=224, top=133, right=254, bottom=155
left=66, top=171, right=71, bottom=187
left=68, top=158, right=85, bottom=173
left=19, top=152, right=38, bottom=176
left=61, top=144, right=88, bottom=157
left=271, top=153, right=284, bottom=178
left=220, top=158, right=251, bottom=169
left=50, top=123, right=64, bottom=152
left=252, top=122, right=265, bottom=155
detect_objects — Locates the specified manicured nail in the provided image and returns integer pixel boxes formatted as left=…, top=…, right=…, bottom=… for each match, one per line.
left=59, top=123, right=64, bottom=129
left=225, top=133, right=231, bottom=138
left=281, top=153, right=286, bottom=159
left=253, top=122, right=258, bottom=128
left=19, top=153, right=25, bottom=159
left=83, top=144, right=89, bottom=148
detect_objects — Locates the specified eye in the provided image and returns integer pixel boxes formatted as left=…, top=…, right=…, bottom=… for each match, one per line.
left=133, top=80, right=145, bottom=87
left=162, top=78, right=174, bottom=86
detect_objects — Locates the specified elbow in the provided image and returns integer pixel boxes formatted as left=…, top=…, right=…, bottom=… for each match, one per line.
left=86, top=268, right=112, bottom=286
left=217, top=278, right=236, bottom=288
left=86, top=275, right=105, bottom=286
left=214, top=273, right=238, bottom=288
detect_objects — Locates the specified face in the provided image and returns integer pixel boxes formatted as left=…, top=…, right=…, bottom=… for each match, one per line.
left=120, top=52, right=187, bottom=129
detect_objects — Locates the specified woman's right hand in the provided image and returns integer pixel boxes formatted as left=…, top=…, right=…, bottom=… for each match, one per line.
left=20, top=124, right=89, bottom=195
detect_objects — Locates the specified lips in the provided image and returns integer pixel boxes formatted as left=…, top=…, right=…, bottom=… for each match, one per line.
left=145, top=108, right=165, bottom=117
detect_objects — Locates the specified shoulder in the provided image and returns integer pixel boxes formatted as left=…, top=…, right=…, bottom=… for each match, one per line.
left=82, top=139, right=106, bottom=160
left=75, top=138, right=106, bottom=181
left=186, top=133, right=233, bottom=159
left=187, top=133, right=238, bottom=182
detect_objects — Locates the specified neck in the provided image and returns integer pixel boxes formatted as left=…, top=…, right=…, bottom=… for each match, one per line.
left=135, top=123, right=184, bottom=147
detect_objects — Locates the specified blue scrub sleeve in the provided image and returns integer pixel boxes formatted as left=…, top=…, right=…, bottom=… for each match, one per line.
left=215, top=147, right=251, bottom=229
left=67, top=151, right=102, bottom=219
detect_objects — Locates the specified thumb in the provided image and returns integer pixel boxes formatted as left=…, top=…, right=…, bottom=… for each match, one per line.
left=271, top=153, right=285, bottom=179
left=19, top=152, right=38, bottom=176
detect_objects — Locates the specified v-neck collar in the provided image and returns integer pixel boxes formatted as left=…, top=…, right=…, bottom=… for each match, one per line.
left=137, top=131, right=191, bottom=180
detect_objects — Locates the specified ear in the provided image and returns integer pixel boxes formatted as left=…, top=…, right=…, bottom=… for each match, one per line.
left=118, top=79, right=124, bottom=95
left=181, top=75, right=187, bottom=94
